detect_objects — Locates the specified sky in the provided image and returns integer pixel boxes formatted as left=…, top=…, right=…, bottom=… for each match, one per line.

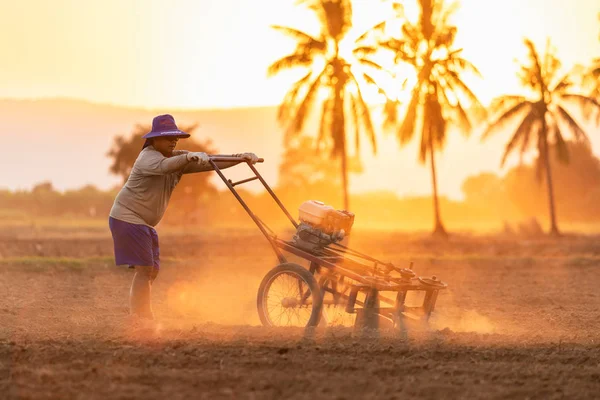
left=0, top=0, right=598, bottom=109
left=0, top=0, right=599, bottom=200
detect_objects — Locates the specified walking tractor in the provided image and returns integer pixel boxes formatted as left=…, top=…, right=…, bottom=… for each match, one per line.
left=209, top=155, right=448, bottom=331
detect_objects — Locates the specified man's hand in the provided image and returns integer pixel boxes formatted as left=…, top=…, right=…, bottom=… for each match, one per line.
left=239, top=152, right=259, bottom=164
left=186, top=152, right=210, bottom=165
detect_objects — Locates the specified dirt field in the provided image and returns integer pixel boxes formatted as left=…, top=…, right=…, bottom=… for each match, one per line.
left=1, top=228, right=600, bottom=399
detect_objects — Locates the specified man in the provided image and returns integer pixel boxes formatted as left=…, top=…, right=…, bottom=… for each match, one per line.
left=108, top=114, right=258, bottom=320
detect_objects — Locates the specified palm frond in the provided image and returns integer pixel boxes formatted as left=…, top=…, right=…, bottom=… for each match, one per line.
left=482, top=101, right=532, bottom=141
left=586, top=62, right=600, bottom=98
left=278, top=101, right=294, bottom=125
left=356, top=95, right=377, bottom=154
left=268, top=53, right=313, bottom=77
left=317, top=97, right=333, bottom=150
left=433, top=25, right=457, bottom=50
left=542, top=38, right=552, bottom=82
left=560, top=94, right=600, bottom=123
left=419, top=101, right=431, bottom=164
left=552, top=124, right=570, bottom=163
left=551, top=73, right=572, bottom=94
left=543, top=40, right=561, bottom=85
left=401, top=23, right=420, bottom=49
left=362, top=72, right=387, bottom=97
left=271, top=25, right=321, bottom=43
left=500, top=110, right=538, bottom=166
left=434, top=0, right=459, bottom=30
left=523, top=39, right=546, bottom=93
left=296, top=0, right=329, bottom=36
left=488, top=95, right=527, bottom=115
left=398, top=85, right=421, bottom=145
left=357, top=58, right=384, bottom=71
left=355, top=20, right=387, bottom=42
left=553, top=105, right=590, bottom=144
left=446, top=55, right=482, bottom=78
left=438, top=74, right=480, bottom=131
left=330, top=95, right=346, bottom=157
left=378, top=38, right=405, bottom=53
left=534, top=134, right=546, bottom=182
left=592, top=57, right=600, bottom=76
left=288, top=68, right=328, bottom=138
left=419, top=121, right=429, bottom=164
left=350, top=95, right=361, bottom=154
left=428, top=87, right=447, bottom=149
left=447, top=48, right=463, bottom=57
left=348, top=70, right=377, bottom=153
left=435, top=76, right=469, bottom=133
left=277, top=70, right=314, bottom=123
left=353, top=45, right=378, bottom=57
left=546, top=112, right=569, bottom=163
left=444, top=70, right=484, bottom=111
left=517, top=115, right=534, bottom=163
left=383, top=99, right=400, bottom=131
left=384, top=33, right=415, bottom=64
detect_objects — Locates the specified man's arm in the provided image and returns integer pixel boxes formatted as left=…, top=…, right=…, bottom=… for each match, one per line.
left=136, top=150, right=191, bottom=175
left=182, top=154, right=242, bottom=174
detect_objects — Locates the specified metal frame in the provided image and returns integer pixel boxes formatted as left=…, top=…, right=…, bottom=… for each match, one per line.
left=209, top=156, right=447, bottom=328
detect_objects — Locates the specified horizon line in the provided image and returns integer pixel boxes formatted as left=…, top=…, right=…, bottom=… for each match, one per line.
left=0, top=95, right=493, bottom=116
left=0, top=95, right=284, bottom=113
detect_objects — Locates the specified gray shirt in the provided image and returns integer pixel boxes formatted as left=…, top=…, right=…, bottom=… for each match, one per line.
left=110, top=147, right=235, bottom=227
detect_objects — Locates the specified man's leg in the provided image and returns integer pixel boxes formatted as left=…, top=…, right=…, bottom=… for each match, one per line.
left=130, top=265, right=155, bottom=319
left=150, top=267, right=159, bottom=284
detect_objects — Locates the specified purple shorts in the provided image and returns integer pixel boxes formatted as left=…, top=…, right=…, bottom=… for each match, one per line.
left=108, top=217, right=160, bottom=269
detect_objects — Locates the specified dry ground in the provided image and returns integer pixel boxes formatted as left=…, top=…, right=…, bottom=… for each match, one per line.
left=1, top=228, right=599, bottom=399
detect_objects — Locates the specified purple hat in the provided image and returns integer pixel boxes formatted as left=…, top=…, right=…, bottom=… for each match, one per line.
left=142, top=114, right=190, bottom=149
left=143, top=114, right=190, bottom=139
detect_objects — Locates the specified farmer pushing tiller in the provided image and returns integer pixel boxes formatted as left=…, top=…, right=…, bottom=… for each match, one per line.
left=109, top=113, right=448, bottom=332
left=108, top=114, right=259, bottom=320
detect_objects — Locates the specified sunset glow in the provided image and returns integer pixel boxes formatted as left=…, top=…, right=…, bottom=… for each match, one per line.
left=1, top=0, right=597, bottom=109
left=0, top=0, right=598, bottom=200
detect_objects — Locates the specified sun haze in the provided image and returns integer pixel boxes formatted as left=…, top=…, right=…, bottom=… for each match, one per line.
left=0, top=0, right=597, bottom=109
left=0, top=0, right=598, bottom=199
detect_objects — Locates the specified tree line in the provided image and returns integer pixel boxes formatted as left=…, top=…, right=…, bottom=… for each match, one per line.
left=3, top=136, right=600, bottom=234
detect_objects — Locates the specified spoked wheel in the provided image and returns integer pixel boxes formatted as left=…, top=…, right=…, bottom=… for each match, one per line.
left=257, top=263, right=323, bottom=327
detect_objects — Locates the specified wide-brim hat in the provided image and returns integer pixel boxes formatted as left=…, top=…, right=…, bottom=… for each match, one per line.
left=142, top=114, right=190, bottom=139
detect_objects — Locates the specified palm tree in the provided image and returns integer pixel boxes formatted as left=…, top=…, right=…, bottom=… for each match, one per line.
left=482, top=39, right=600, bottom=236
left=378, top=0, right=484, bottom=238
left=589, top=57, right=600, bottom=99
left=584, top=14, right=600, bottom=99
left=267, top=0, right=386, bottom=210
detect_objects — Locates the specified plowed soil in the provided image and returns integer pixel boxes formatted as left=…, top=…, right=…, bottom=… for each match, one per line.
left=1, top=229, right=599, bottom=399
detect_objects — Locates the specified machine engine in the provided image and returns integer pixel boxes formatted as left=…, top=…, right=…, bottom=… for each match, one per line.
left=291, top=200, right=355, bottom=252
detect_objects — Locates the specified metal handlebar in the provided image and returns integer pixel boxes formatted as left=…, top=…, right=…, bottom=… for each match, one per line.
left=208, top=155, right=296, bottom=263
left=209, top=156, right=264, bottom=163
